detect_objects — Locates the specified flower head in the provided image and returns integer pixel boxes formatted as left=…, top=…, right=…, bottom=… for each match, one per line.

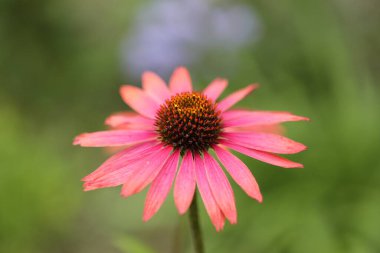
left=74, top=67, right=308, bottom=231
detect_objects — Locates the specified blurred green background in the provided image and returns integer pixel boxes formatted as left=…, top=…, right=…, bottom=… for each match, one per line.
left=1, top=0, right=380, bottom=252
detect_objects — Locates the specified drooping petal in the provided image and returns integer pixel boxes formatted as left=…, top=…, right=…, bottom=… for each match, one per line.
left=73, top=130, right=157, bottom=147
left=213, top=145, right=262, bottom=202
left=83, top=143, right=163, bottom=191
left=142, top=71, right=172, bottom=104
left=220, top=139, right=304, bottom=168
left=222, top=132, right=306, bottom=154
left=169, top=67, right=192, bottom=94
left=194, top=153, right=225, bottom=231
left=83, top=160, right=139, bottom=191
left=203, top=152, right=237, bottom=224
left=83, top=156, right=144, bottom=191
left=222, top=110, right=309, bottom=128
left=143, top=150, right=180, bottom=221
left=217, top=84, right=258, bottom=112
left=203, top=78, right=228, bottom=101
left=82, top=140, right=160, bottom=182
left=174, top=151, right=196, bottom=214
left=120, top=85, right=160, bottom=119
left=105, top=112, right=154, bottom=129
left=120, top=146, right=172, bottom=198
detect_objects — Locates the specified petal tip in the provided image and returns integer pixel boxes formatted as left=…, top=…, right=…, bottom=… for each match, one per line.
left=215, top=77, right=227, bottom=83
left=120, top=191, right=131, bottom=198
left=290, top=115, right=310, bottom=122
left=170, top=67, right=192, bottom=93
left=228, top=213, right=238, bottom=225
left=256, top=195, right=263, bottom=203
left=81, top=175, right=91, bottom=182
left=172, top=66, right=190, bottom=77
left=176, top=204, right=190, bottom=215
left=119, top=85, right=128, bottom=94
left=286, top=142, right=307, bottom=154
left=73, top=134, right=85, bottom=145
left=215, top=222, right=226, bottom=232
left=83, top=183, right=97, bottom=191
left=142, top=70, right=155, bottom=77
left=202, top=78, right=229, bottom=101
left=175, top=66, right=188, bottom=72
left=142, top=213, right=153, bottom=222
left=287, top=162, right=304, bottom=169
left=141, top=71, right=161, bottom=85
left=119, top=85, right=136, bottom=99
left=104, top=117, right=114, bottom=126
left=119, top=85, right=129, bottom=100
left=230, top=219, right=237, bottom=225
left=249, top=83, right=260, bottom=91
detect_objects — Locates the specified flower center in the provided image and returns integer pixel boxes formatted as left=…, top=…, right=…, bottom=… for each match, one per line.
left=155, top=92, right=222, bottom=153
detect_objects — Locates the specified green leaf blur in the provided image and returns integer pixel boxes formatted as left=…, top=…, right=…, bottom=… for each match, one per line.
left=1, top=0, right=379, bottom=252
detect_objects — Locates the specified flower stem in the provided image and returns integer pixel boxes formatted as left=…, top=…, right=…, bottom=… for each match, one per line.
left=171, top=217, right=185, bottom=253
left=189, top=194, right=205, bottom=253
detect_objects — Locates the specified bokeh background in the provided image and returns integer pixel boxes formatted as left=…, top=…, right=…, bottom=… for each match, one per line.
left=1, top=0, right=380, bottom=252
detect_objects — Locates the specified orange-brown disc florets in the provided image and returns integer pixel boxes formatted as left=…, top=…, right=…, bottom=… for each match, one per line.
left=155, top=92, right=222, bottom=153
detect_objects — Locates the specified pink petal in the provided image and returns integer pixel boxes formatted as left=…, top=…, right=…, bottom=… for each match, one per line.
left=83, top=143, right=163, bottom=191
left=142, top=71, right=172, bottom=104
left=82, top=140, right=159, bottom=182
left=120, top=85, right=160, bottom=119
left=143, top=150, right=180, bottom=221
left=174, top=151, right=196, bottom=214
left=222, top=132, right=306, bottom=154
left=222, top=110, right=309, bottom=127
left=120, top=146, right=172, bottom=197
left=224, top=124, right=285, bottom=135
left=169, top=67, right=192, bottom=94
left=217, top=84, right=258, bottom=112
left=73, top=130, right=157, bottom=147
left=83, top=155, right=146, bottom=191
left=194, top=153, right=225, bottom=231
left=220, top=139, right=304, bottom=168
left=202, top=78, right=228, bottom=101
left=105, top=112, right=154, bottom=129
left=203, top=152, right=237, bottom=224
left=213, top=145, right=262, bottom=202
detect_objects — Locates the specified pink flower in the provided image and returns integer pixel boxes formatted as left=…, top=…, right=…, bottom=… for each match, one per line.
left=74, top=67, right=308, bottom=231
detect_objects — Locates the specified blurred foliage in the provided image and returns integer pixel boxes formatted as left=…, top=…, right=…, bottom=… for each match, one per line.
left=0, top=104, right=80, bottom=253
left=1, top=0, right=380, bottom=253
left=115, top=236, right=156, bottom=253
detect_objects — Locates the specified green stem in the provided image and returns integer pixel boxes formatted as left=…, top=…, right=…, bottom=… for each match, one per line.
left=189, top=194, right=205, bottom=253
left=171, top=217, right=184, bottom=253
